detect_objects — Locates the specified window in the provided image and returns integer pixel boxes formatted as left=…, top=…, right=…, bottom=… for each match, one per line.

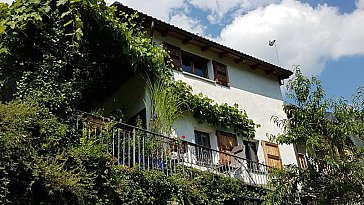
left=182, top=51, right=208, bottom=78
left=194, top=130, right=212, bottom=165
left=164, top=42, right=209, bottom=78
left=213, top=61, right=229, bottom=86
left=243, top=140, right=259, bottom=170
left=195, top=131, right=210, bottom=148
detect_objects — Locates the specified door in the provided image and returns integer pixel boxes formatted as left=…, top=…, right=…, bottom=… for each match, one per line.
left=262, top=141, right=282, bottom=169
left=217, top=131, right=237, bottom=165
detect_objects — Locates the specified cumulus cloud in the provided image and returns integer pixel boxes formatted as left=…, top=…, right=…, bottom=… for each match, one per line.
left=187, top=0, right=280, bottom=23
left=218, top=0, right=364, bottom=76
left=110, top=0, right=185, bottom=21
left=169, top=13, right=206, bottom=35
left=112, top=0, right=207, bottom=35
left=356, top=0, right=364, bottom=9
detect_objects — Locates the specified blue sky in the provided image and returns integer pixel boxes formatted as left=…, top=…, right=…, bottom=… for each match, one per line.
left=1, top=0, right=363, bottom=100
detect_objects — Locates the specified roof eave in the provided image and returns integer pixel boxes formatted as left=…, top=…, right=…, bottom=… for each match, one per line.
left=112, top=2, right=293, bottom=80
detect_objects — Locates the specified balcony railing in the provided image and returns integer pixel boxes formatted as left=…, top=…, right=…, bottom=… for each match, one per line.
left=76, top=113, right=271, bottom=185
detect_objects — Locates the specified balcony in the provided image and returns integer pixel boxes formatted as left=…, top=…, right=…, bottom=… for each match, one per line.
left=76, top=113, right=271, bottom=186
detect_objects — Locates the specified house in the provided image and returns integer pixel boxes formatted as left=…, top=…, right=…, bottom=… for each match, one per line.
left=93, top=2, right=301, bottom=184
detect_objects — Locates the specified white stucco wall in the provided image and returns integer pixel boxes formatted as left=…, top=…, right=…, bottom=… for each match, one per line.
left=158, top=34, right=298, bottom=166
left=103, top=33, right=298, bottom=167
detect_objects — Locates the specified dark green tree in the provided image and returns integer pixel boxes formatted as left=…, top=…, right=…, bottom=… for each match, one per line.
left=265, top=66, right=364, bottom=204
left=0, top=0, right=169, bottom=116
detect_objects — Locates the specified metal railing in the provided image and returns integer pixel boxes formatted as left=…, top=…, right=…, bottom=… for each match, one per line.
left=76, top=113, right=271, bottom=185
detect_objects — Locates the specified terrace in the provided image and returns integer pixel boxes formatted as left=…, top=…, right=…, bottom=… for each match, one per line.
left=77, top=113, right=271, bottom=186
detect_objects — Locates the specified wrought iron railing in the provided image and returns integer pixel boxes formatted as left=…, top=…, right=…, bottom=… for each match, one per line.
left=76, top=113, right=271, bottom=185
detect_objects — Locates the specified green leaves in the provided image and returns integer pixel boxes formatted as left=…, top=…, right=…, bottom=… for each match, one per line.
left=170, top=80, right=258, bottom=137
left=113, top=166, right=266, bottom=205
left=267, top=66, right=364, bottom=204
left=63, top=19, right=73, bottom=27
left=0, top=0, right=170, bottom=117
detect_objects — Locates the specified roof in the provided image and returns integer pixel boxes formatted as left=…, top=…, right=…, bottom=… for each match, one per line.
left=112, top=2, right=293, bottom=80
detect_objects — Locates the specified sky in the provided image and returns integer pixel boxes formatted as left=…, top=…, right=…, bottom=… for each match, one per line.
left=1, top=0, right=363, bottom=101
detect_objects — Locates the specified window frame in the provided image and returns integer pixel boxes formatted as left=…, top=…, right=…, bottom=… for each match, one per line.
left=194, top=130, right=211, bottom=148
left=181, top=51, right=209, bottom=78
left=243, top=140, right=259, bottom=171
left=194, top=130, right=212, bottom=165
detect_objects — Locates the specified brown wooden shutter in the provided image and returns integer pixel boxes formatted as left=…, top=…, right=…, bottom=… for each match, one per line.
left=262, top=141, right=282, bottom=169
left=164, top=43, right=182, bottom=71
left=213, top=61, right=229, bottom=86
left=217, top=131, right=237, bottom=165
left=296, top=145, right=307, bottom=169
left=297, top=153, right=307, bottom=169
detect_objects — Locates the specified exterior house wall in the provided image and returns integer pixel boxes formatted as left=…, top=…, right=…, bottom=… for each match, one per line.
left=157, top=34, right=298, bottom=166
left=102, top=32, right=297, bottom=167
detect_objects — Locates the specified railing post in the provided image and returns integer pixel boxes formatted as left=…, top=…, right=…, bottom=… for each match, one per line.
left=112, top=130, right=115, bottom=157
left=133, top=128, right=136, bottom=166
left=76, top=115, right=79, bottom=131
left=117, top=129, right=120, bottom=165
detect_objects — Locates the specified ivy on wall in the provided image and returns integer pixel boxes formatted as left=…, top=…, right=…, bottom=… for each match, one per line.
left=169, top=80, right=259, bottom=137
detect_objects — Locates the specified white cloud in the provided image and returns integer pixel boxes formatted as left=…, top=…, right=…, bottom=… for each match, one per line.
left=187, top=0, right=280, bottom=23
left=169, top=13, right=206, bottom=35
left=218, top=0, right=364, bottom=76
left=356, top=0, right=364, bottom=9
left=112, top=0, right=206, bottom=35
left=110, top=0, right=185, bottom=21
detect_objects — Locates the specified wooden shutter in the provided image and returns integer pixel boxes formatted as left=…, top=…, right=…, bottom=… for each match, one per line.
left=213, top=61, right=229, bottom=86
left=297, top=153, right=307, bottom=169
left=164, top=43, right=182, bottom=70
left=296, top=145, right=307, bottom=169
left=217, top=131, right=237, bottom=165
left=262, top=141, right=282, bottom=169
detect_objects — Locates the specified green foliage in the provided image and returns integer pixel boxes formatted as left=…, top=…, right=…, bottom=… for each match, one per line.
left=170, top=80, right=258, bottom=137
left=262, top=165, right=302, bottom=205
left=0, top=0, right=264, bottom=203
left=0, top=0, right=170, bottom=116
left=0, top=100, right=90, bottom=204
left=268, top=66, right=364, bottom=204
left=0, top=100, right=267, bottom=204
left=0, top=0, right=257, bottom=137
left=109, top=166, right=266, bottom=205
left=146, top=77, right=185, bottom=135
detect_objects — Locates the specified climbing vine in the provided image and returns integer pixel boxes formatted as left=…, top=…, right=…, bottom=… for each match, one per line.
left=0, top=0, right=170, bottom=116
left=0, top=0, right=257, bottom=135
left=169, top=80, right=259, bottom=137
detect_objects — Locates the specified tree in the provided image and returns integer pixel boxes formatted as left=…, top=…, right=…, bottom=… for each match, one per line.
left=0, top=0, right=266, bottom=204
left=266, top=66, right=364, bottom=204
left=0, top=0, right=169, bottom=117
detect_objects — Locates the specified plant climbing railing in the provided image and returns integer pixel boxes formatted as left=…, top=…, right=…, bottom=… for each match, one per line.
left=76, top=112, right=271, bottom=186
